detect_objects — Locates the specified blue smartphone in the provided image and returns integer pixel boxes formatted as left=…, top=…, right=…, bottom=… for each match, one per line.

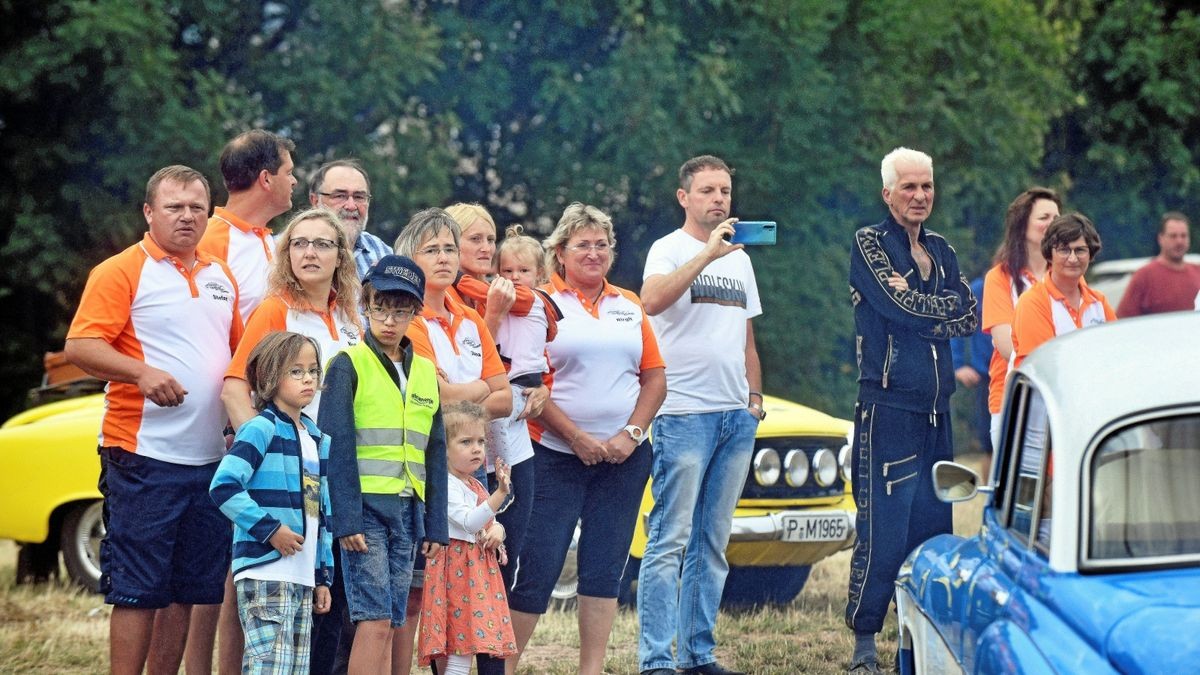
left=730, top=220, right=777, bottom=245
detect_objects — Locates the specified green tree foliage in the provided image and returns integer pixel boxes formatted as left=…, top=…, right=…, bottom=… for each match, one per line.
left=1052, top=2, right=1200, bottom=257
left=0, top=0, right=1163, bottom=423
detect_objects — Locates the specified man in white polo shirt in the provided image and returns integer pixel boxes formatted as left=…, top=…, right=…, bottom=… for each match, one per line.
left=66, top=165, right=243, bottom=675
left=637, top=155, right=763, bottom=675
left=199, top=129, right=298, bottom=322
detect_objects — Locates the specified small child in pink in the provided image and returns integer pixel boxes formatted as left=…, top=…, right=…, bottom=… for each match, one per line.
left=419, top=400, right=516, bottom=675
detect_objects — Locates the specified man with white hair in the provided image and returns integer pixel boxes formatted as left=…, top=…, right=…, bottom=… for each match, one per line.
left=845, top=147, right=977, bottom=673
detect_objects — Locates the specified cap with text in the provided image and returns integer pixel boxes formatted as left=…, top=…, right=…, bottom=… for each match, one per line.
left=365, top=254, right=425, bottom=302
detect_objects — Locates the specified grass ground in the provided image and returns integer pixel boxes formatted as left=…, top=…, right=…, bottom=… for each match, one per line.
left=0, top=455, right=987, bottom=674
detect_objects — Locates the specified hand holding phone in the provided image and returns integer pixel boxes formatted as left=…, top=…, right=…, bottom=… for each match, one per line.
left=729, top=221, right=777, bottom=246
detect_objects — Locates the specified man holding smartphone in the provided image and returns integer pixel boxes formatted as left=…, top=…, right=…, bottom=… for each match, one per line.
left=637, top=155, right=763, bottom=675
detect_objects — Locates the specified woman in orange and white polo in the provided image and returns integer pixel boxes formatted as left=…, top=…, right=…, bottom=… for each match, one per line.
left=981, top=187, right=1060, bottom=450
left=506, top=203, right=666, bottom=675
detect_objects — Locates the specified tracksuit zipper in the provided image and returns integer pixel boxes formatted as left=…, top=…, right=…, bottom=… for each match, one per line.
left=882, top=453, right=917, bottom=477
left=887, top=471, right=918, bottom=495
left=882, top=334, right=894, bottom=388
left=930, top=344, right=939, bottom=427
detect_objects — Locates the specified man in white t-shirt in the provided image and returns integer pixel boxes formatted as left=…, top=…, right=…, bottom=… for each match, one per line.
left=637, top=155, right=763, bottom=675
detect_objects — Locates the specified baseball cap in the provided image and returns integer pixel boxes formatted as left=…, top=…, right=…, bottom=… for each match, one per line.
left=365, top=254, right=425, bottom=302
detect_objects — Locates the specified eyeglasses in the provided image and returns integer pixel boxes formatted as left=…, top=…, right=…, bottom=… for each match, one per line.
left=290, top=237, right=338, bottom=252
left=369, top=306, right=420, bottom=323
left=317, top=190, right=371, bottom=206
left=417, top=245, right=459, bottom=258
left=1053, top=245, right=1090, bottom=260
left=566, top=242, right=612, bottom=254
left=287, top=366, right=321, bottom=381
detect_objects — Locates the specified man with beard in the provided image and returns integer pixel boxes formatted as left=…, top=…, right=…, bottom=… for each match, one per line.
left=309, top=159, right=392, bottom=279
left=1117, top=211, right=1200, bottom=317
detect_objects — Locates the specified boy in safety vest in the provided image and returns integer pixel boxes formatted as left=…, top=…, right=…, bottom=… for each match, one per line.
left=319, top=254, right=448, bottom=672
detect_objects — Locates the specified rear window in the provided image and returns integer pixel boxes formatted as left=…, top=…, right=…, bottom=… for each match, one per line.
left=1088, top=415, right=1200, bottom=566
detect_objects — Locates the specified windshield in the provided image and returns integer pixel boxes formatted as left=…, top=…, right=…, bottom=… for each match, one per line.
left=1089, top=415, right=1200, bottom=565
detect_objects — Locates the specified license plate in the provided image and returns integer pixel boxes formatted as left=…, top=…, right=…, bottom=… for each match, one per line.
left=781, top=513, right=850, bottom=542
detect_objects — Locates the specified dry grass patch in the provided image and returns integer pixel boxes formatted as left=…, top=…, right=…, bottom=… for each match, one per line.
left=0, top=453, right=992, bottom=674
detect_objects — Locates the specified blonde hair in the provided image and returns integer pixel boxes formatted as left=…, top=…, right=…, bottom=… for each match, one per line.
left=499, top=224, right=548, bottom=285
left=444, top=203, right=496, bottom=234
left=442, top=400, right=488, bottom=441
left=245, top=331, right=322, bottom=411
left=270, top=208, right=361, bottom=328
left=542, top=202, right=617, bottom=279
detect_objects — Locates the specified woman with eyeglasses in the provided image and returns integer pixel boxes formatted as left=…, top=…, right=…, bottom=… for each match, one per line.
left=392, top=207, right=513, bottom=675
left=507, top=203, right=665, bottom=675
left=222, top=208, right=362, bottom=429
left=1011, top=212, right=1115, bottom=369
left=215, top=208, right=361, bottom=670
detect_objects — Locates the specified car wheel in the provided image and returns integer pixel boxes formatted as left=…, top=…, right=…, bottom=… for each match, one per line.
left=549, top=522, right=581, bottom=610
left=719, top=565, right=811, bottom=608
left=60, top=501, right=104, bottom=593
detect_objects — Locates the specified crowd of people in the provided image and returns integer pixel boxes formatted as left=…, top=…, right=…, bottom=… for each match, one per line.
left=64, top=133, right=1197, bottom=675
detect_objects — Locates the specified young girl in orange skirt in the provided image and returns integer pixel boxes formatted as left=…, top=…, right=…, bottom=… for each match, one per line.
left=419, top=401, right=517, bottom=675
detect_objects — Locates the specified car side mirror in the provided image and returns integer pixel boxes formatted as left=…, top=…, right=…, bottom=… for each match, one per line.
left=932, top=460, right=989, bottom=503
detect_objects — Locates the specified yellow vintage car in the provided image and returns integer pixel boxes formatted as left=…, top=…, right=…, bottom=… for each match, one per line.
left=552, top=394, right=856, bottom=607
left=2, top=362, right=855, bottom=605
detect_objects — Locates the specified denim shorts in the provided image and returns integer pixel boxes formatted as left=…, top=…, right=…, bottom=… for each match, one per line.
left=98, top=446, right=230, bottom=608
left=341, top=495, right=418, bottom=626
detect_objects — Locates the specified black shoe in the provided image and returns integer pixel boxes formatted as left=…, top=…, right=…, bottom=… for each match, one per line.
left=680, top=663, right=745, bottom=675
left=640, top=670, right=676, bottom=675
left=847, top=658, right=882, bottom=674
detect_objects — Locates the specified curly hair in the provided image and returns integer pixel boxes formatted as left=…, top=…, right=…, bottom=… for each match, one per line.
left=499, top=224, right=548, bottom=285
left=269, top=208, right=361, bottom=328
left=543, top=203, right=616, bottom=280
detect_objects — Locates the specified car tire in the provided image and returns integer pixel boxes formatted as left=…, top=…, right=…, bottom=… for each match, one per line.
left=60, top=501, right=104, bottom=593
left=549, top=522, right=582, bottom=610
left=719, top=565, right=811, bottom=608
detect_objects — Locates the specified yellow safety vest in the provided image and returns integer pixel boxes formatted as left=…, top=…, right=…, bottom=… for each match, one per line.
left=344, top=342, right=439, bottom=500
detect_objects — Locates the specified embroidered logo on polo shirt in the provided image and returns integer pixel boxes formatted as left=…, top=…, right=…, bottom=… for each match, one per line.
left=340, top=326, right=359, bottom=343
left=205, top=281, right=232, bottom=302
left=411, top=393, right=435, bottom=408
left=607, top=309, right=636, bottom=322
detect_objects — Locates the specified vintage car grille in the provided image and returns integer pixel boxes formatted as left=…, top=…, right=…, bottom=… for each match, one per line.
left=741, top=435, right=850, bottom=500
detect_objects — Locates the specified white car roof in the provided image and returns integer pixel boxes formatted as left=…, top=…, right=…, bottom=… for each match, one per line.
left=1012, top=311, right=1200, bottom=570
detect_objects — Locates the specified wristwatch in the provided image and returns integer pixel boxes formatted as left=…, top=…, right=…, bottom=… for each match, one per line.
left=623, top=424, right=645, bottom=443
left=749, top=402, right=766, bottom=420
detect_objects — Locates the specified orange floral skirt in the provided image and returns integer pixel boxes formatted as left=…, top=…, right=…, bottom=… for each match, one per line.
left=418, top=539, right=517, bottom=664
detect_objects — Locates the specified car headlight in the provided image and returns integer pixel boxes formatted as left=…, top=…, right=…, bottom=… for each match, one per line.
left=753, top=448, right=781, bottom=486
left=838, top=435, right=853, bottom=483
left=812, top=448, right=838, bottom=487
left=783, top=449, right=809, bottom=487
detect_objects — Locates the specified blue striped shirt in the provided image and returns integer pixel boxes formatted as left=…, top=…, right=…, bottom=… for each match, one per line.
left=354, top=230, right=394, bottom=280
left=210, top=404, right=335, bottom=587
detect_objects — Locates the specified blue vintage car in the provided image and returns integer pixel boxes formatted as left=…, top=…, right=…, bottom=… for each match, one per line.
left=895, top=312, right=1200, bottom=674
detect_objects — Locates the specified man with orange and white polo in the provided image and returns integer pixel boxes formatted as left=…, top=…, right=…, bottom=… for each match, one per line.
left=199, top=129, right=298, bottom=322
left=65, top=165, right=243, bottom=675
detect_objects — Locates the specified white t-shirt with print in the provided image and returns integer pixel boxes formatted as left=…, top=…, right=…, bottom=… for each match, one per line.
left=644, top=228, right=762, bottom=415
left=235, top=427, right=320, bottom=588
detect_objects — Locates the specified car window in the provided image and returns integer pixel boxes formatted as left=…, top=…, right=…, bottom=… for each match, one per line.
left=1004, top=384, right=1052, bottom=553
left=1088, top=414, right=1200, bottom=566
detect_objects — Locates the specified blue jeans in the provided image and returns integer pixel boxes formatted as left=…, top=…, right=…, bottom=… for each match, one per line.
left=637, top=409, right=758, bottom=671
left=508, top=440, right=652, bottom=614
left=342, top=495, right=418, bottom=626
left=845, top=403, right=952, bottom=634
